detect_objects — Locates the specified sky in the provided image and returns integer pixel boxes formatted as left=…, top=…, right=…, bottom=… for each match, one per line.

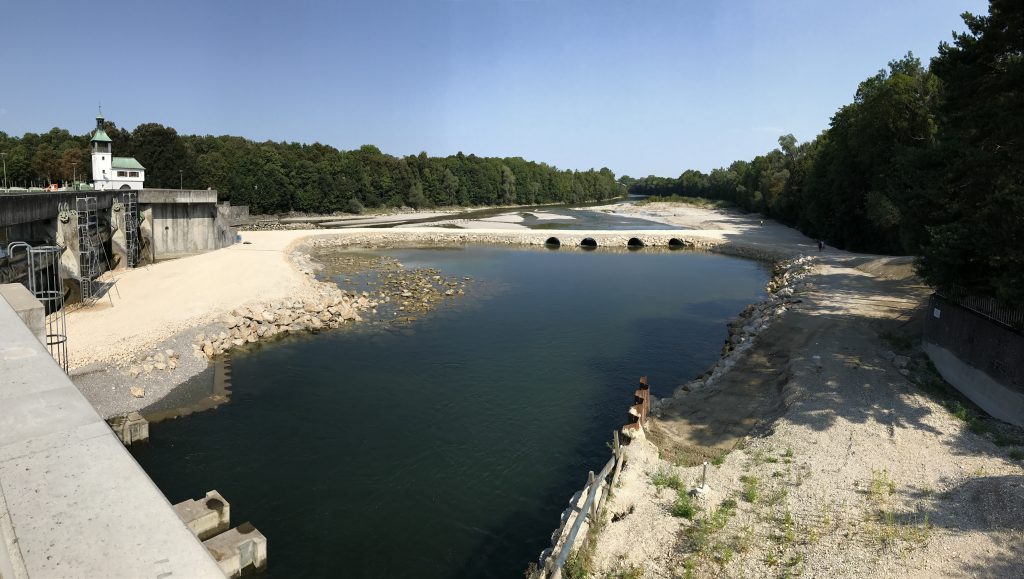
left=1, top=0, right=988, bottom=178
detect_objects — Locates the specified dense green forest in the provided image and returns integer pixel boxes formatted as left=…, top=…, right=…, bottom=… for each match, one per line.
left=625, top=0, right=1022, bottom=303
left=0, top=128, right=623, bottom=215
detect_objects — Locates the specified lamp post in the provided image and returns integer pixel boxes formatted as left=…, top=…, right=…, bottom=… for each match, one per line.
left=72, top=162, right=78, bottom=190
left=179, top=169, right=183, bottom=190
left=1, top=152, right=7, bottom=190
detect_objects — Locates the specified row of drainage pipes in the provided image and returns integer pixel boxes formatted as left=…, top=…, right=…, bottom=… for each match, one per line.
left=543, top=236, right=689, bottom=250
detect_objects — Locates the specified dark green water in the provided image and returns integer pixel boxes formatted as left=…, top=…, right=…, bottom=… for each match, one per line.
left=131, top=247, right=768, bottom=578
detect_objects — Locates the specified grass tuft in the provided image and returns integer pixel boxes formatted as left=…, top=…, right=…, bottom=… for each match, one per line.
left=651, top=469, right=684, bottom=491
left=741, top=475, right=761, bottom=503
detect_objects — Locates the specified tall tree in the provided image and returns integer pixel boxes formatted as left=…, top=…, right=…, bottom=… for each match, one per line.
left=914, top=0, right=1024, bottom=302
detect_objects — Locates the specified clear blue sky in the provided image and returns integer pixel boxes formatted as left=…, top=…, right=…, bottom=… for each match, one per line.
left=1, top=0, right=987, bottom=177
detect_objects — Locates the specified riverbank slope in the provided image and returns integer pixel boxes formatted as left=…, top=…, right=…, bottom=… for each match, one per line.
left=581, top=202, right=1024, bottom=578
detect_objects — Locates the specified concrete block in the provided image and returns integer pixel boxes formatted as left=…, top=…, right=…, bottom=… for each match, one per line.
left=203, top=522, right=267, bottom=577
left=0, top=283, right=44, bottom=344
left=107, top=412, right=149, bottom=445
left=174, top=490, right=231, bottom=540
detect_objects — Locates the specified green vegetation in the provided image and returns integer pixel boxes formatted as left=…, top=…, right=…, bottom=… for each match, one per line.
left=869, top=469, right=896, bottom=501
left=607, top=562, right=644, bottom=579
left=622, top=0, right=1023, bottom=304
left=907, top=358, right=1024, bottom=448
left=561, top=509, right=608, bottom=579
left=651, top=469, right=684, bottom=491
left=741, top=475, right=761, bottom=503
left=880, top=331, right=914, bottom=353
left=678, top=498, right=746, bottom=572
left=672, top=490, right=699, bottom=520
left=0, top=128, right=623, bottom=215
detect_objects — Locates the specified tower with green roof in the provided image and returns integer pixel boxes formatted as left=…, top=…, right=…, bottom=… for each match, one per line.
left=90, top=113, right=145, bottom=190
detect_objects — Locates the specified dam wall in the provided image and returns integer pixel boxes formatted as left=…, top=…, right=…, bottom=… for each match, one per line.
left=140, top=189, right=236, bottom=258
left=0, top=292, right=224, bottom=577
left=1, top=188, right=237, bottom=288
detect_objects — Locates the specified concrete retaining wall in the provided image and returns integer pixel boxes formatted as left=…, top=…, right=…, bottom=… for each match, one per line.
left=0, top=293, right=224, bottom=577
left=141, top=190, right=235, bottom=259
left=0, top=284, right=44, bottom=344
left=923, top=294, right=1024, bottom=427
left=149, top=202, right=219, bottom=258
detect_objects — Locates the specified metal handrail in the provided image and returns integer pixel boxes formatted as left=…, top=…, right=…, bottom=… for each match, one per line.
left=936, top=287, right=1024, bottom=331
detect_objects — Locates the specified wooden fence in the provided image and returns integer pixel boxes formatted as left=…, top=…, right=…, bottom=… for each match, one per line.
left=533, top=377, right=650, bottom=578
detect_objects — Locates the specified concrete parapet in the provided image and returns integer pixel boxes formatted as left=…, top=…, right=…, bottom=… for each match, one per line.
left=0, top=292, right=224, bottom=578
left=139, top=188, right=219, bottom=204
left=203, top=522, right=268, bottom=577
left=0, top=284, right=44, bottom=344
left=175, top=490, right=231, bottom=540
left=107, top=411, right=149, bottom=445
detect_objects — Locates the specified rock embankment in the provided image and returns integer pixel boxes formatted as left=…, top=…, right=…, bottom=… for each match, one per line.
left=192, top=292, right=376, bottom=359
left=663, top=255, right=814, bottom=398
left=239, top=221, right=321, bottom=231
left=127, top=349, right=182, bottom=378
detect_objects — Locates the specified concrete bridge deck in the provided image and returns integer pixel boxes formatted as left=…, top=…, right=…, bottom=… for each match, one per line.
left=0, top=291, right=223, bottom=578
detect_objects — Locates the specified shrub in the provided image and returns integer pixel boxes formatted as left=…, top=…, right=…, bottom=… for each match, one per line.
left=672, top=490, right=698, bottom=519
left=346, top=197, right=364, bottom=214
left=651, top=469, right=684, bottom=491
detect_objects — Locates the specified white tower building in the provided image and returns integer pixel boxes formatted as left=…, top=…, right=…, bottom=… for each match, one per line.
left=90, top=114, right=145, bottom=190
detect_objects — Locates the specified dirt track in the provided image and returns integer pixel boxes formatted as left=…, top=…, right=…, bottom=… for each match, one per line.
left=587, top=203, right=1024, bottom=579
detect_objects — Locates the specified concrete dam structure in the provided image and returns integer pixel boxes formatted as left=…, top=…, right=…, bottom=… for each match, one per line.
left=1, top=188, right=242, bottom=301
left=0, top=285, right=266, bottom=577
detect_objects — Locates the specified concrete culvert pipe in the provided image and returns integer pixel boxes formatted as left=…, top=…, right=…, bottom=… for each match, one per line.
left=668, top=238, right=686, bottom=249
left=627, top=237, right=645, bottom=249
left=580, top=237, right=598, bottom=249
left=544, top=237, right=561, bottom=248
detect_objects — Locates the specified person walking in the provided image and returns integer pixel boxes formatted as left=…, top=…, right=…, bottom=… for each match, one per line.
left=817, top=239, right=824, bottom=251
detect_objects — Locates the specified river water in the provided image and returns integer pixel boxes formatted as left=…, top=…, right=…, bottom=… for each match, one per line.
left=131, top=246, right=768, bottom=578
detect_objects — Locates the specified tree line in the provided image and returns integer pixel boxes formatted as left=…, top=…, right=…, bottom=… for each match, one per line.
left=623, top=0, right=1022, bottom=304
left=1, top=127, right=623, bottom=215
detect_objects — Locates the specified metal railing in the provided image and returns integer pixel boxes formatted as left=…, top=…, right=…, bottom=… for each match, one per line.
left=936, top=286, right=1024, bottom=331
left=5, top=242, right=69, bottom=372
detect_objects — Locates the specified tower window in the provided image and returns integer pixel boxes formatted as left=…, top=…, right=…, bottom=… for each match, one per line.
left=117, top=171, right=128, bottom=177
left=129, top=171, right=139, bottom=178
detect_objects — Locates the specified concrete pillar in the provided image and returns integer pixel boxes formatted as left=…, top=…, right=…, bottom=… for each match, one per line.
left=0, top=283, right=44, bottom=344
left=174, top=490, right=231, bottom=541
left=107, top=412, right=149, bottom=445
left=203, top=523, right=267, bottom=578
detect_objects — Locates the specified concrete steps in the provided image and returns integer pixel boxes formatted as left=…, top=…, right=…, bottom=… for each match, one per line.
left=174, top=491, right=267, bottom=577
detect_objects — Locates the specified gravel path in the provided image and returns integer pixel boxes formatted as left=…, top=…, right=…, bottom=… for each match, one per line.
left=579, top=205, right=1024, bottom=578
